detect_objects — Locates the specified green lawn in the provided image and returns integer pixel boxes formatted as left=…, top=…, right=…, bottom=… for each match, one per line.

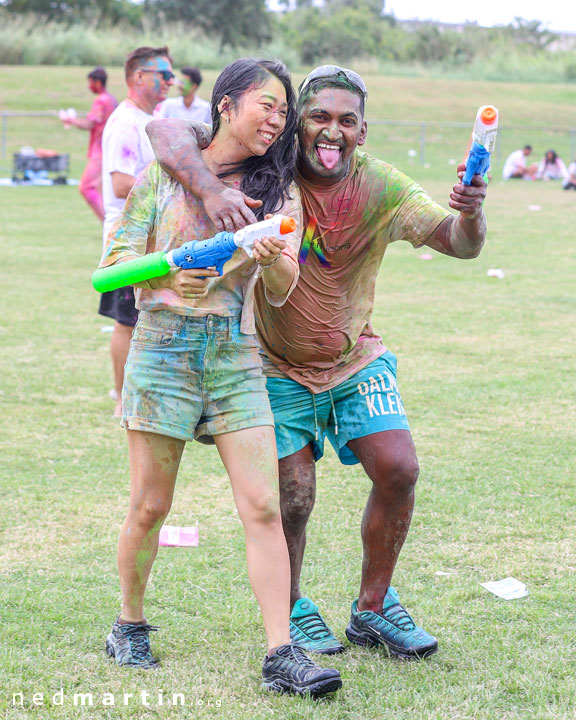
left=2, top=65, right=576, bottom=180
left=0, top=69, right=575, bottom=719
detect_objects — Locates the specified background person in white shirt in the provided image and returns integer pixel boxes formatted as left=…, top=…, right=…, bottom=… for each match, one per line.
left=563, top=158, right=576, bottom=190
left=100, top=45, right=174, bottom=417
left=502, top=144, right=538, bottom=180
left=158, top=67, right=212, bottom=125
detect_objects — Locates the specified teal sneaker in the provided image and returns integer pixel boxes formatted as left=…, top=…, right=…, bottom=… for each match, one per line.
left=345, top=587, right=438, bottom=659
left=289, top=598, right=345, bottom=655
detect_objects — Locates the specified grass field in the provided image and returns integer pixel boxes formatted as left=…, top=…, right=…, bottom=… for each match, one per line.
left=1, top=68, right=576, bottom=719
left=2, top=66, right=576, bottom=181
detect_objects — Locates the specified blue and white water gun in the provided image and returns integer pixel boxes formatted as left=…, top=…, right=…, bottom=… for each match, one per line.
left=463, top=105, right=499, bottom=185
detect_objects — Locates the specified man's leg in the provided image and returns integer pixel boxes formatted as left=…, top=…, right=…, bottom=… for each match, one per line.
left=278, top=443, right=316, bottom=609
left=79, top=157, right=104, bottom=221
left=110, top=321, right=133, bottom=417
left=347, top=430, right=418, bottom=611
left=265, top=375, right=344, bottom=655
left=279, top=444, right=345, bottom=655
left=326, top=354, right=437, bottom=657
left=344, top=430, right=437, bottom=658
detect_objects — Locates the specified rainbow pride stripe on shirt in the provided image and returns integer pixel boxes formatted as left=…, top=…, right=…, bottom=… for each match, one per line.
left=298, top=217, right=331, bottom=268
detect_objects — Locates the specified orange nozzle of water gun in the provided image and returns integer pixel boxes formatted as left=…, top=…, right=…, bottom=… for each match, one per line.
left=480, top=106, right=497, bottom=125
left=279, top=216, right=297, bottom=234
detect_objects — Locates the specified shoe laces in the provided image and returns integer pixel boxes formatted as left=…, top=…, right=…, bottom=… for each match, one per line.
left=121, top=623, right=159, bottom=661
left=379, top=603, right=415, bottom=631
left=293, top=612, right=332, bottom=640
left=279, top=644, right=320, bottom=670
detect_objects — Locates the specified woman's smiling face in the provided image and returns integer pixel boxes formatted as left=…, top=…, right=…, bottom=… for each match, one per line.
left=223, top=75, right=288, bottom=159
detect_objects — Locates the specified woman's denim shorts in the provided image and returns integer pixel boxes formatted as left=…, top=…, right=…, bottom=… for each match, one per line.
left=122, top=310, right=274, bottom=443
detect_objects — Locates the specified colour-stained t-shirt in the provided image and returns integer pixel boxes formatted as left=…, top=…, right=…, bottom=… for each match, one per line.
left=100, top=161, right=302, bottom=334
left=255, top=150, right=451, bottom=393
left=101, top=101, right=156, bottom=246
left=86, top=91, right=117, bottom=160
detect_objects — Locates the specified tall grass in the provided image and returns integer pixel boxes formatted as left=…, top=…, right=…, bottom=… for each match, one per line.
left=1, top=11, right=576, bottom=83
left=0, top=13, right=301, bottom=70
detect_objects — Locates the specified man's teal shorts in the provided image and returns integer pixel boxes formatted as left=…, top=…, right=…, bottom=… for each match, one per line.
left=266, top=352, right=410, bottom=466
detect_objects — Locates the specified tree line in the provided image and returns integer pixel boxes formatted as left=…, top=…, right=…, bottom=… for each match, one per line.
left=1, top=0, right=571, bottom=65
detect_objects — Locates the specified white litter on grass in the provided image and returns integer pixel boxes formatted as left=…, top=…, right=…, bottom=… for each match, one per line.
left=481, top=577, right=528, bottom=600
left=419, top=252, right=434, bottom=260
left=435, top=571, right=453, bottom=576
left=487, top=268, right=505, bottom=279
left=408, top=149, right=417, bottom=157
left=159, top=524, right=199, bottom=547
left=528, top=204, right=542, bottom=211
left=448, top=158, right=457, bottom=165
left=100, top=325, right=114, bottom=333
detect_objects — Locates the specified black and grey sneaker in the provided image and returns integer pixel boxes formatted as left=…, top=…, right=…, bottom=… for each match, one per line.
left=262, top=643, right=342, bottom=697
left=106, top=618, right=159, bottom=669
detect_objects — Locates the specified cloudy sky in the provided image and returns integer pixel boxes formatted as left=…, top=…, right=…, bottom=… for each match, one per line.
left=385, top=0, right=575, bottom=34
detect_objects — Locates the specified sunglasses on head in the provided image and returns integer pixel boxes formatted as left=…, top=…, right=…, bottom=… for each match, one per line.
left=140, top=69, right=175, bottom=82
left=299, top=65, right=367, bottom=100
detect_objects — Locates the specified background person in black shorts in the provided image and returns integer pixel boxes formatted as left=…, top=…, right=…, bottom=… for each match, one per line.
left=100, top=46, right=174, bottom=415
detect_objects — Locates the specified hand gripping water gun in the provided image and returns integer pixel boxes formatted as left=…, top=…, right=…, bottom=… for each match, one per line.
left=92, top=214, right=296, bottom=293
left=462, top=105, right=499, bottom=185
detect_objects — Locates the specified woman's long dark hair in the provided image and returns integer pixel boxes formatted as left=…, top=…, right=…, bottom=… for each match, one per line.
left=210, top=58, right=297, bottom=220
left=545, top=149, right=558, bottom=164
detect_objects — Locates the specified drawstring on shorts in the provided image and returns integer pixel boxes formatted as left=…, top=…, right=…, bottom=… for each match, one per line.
left=311, top=393, right=319, bottom=441
left=311, top=389, right=339, bottom=442
left=328, top=389, right=339, bottom=436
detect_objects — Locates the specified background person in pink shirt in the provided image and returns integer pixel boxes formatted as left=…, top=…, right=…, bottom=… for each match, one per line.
left=61, top=67, right=117, bottom=221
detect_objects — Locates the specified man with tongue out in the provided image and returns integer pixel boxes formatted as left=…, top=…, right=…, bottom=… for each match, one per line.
left=146, top=65, right=487, bottom=661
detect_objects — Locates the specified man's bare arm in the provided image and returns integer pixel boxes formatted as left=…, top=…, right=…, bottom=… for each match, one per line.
left=146, top=118, right=261, bottom=232
left=424, top=163, right=487, bottom=259
left=111, top=171, right=136, bottom=200
left=66, top=116, right=95, bottom=131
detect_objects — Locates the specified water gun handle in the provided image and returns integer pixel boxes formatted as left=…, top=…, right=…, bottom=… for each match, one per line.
left=168, top=231, right=236, bottom=277
left=462, top=142, right=491, bottom=185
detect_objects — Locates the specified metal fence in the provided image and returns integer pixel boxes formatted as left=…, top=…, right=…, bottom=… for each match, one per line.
left=2, top=110, right=576, bottom=172
left=367, top=120, right=576, bottom=168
